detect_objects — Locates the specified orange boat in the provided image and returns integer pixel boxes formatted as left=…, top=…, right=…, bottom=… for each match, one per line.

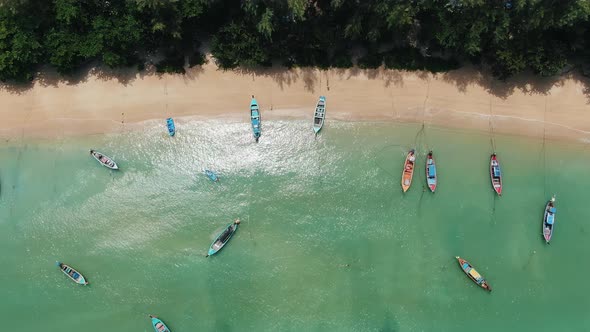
left=401, top=149, right=416, bottom=192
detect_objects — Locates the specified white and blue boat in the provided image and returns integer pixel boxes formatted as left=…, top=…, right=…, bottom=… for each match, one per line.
left=313, top=96, right=326, bottom=134
left=542, top=196, right=556, bottom=244
left=250, top=96, right=261, bottom=142
left=204, top=169, right=218, bottom=182
left=206, top=219, right=240, bottom=257
left=56, top=261, right=88, bottom=285
left=149, top=315, right=171, bottom=332
left=166, top=118, right=175, bottom=136
left=426, top=151, right=437, bottom=192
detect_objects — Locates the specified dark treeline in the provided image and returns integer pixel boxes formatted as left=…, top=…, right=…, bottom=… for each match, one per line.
left=1, top=0, right=590, bottom=83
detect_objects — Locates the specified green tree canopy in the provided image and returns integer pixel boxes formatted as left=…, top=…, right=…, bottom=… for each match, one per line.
left=2, top=0, right=590, bottom=82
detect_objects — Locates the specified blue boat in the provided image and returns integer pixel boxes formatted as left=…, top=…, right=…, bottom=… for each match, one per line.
left=56, top=261, right=88, bottom=285
left=204, top=169, right=219, bottom=182
left=313, top=96, right=326, bottom=134
left=149, top=315, right=171, bottom=332
left=426, top=151, right=437, bottom=192
left=207, top=219, right=241, bottom=257
left=250, top=96, right=261, bottom=142
left=542, top=196, right=556, bottom=244
left=166, top=118, right=175, bottom=136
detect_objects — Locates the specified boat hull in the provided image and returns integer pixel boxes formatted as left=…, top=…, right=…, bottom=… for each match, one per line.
left=313, top=96, right=326, bottom=134
left=426, top=152, right=437, bottom=193
left=90, top=150, right=119, bottom=170
left=205, top=170, right=219, bottom=182
left=542, top=198, right=556, bottom=243
left=149, top=315, right=171, bottom=332
left=56, top=262, right=88, bottom=285
left=207, top=222, right=239, bottom=257
left=401, top=149, right=416, bottom=192
left=456, top=257, right=491, bottom=292
left=490, top=154, right=502, bottom=195
left=166, top=118, right=175, bottom=136
left=250, top=97, right=261, bottom=142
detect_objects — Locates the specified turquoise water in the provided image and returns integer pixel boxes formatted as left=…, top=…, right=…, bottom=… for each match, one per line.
left=1, top=120, right=589, bottom=331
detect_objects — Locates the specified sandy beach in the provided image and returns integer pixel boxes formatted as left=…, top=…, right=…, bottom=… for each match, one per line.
left=1, top=57, right=590, bottom=142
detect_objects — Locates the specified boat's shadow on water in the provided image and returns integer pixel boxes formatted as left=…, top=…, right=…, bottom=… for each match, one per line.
left=378, top=313, right=401, bottom=332
left=213, top=320, right=232, bottom=332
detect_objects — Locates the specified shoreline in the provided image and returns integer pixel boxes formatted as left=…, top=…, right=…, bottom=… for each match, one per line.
left=1, top=59, right=590, bottom=143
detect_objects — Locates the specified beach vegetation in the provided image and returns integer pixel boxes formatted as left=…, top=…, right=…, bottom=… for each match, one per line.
left=211, top=22, right=270, bottom=69
left=330, top=53, right=354, bottom=69
left=155, top=54, right=185, bottom=74
left=0, top=1, right=45, bottom=82
left=189, top=51, right=207, bottom=68
left=358, top=53, right=383, bottom=69
left=1, top=0, right=590, bottom=82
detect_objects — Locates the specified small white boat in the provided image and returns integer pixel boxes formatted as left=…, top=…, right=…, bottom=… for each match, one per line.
left=90, top=150, right=118, bottom=170
left=56, top=261, right=88, bottom=285
left=313, top=96, right=326, bottom=134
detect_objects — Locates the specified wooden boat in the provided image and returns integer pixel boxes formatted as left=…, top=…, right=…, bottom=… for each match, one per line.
left=401, top=149, right=416, bottom=192
left=250, top=96, right=261, bottom=142
left=207, top=219, right=240, bottom=257
left=542, top=196, right=556, bottom=244
left=149, top=315, right=171, bottom=332
left=90, top=150, right=118, bottom=170
left=455, top=257, right=491, bottom=292
left=313, top=96, right=326, bottom=134
left=166, top=118, right=175, bottom=136
left=490, top=153, right=502, bottom=195
left=204, top=169, right=218, bottom=182
left=56, top=261, right=88, bottom=285
left=425, top=151, right=437, bottom=193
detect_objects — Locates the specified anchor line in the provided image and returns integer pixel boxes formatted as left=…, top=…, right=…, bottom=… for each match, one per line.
left=542, top=98, right=548, bottom=198
left=488, top=96, right=496, bottom=153
left=422, top=79, right=430, bottom=151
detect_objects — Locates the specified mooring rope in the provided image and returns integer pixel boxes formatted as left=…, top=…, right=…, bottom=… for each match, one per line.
left=488, top=95, right=497, bottom=153
left=542, top=97, right=548, bottom=199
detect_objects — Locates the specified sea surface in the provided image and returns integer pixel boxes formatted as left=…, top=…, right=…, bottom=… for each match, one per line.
left=1, top=120, right=589, bottom=332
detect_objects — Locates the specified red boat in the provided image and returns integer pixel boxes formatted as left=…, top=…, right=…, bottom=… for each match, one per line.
left=490, top=153, right=502, bottom=196
left=401, top=149, right=416, bottom=193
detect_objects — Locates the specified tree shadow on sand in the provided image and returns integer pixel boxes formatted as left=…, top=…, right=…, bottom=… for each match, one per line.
left=0, top=81, right=31, bottom=95
left=233, top=65, right=409, bottom=93
left=3, top=60, right=590, bottom=104
left=37, top=62, right=153, bottom=88
left=0, top=60, right=208, bottom=94
left=231, top=66, right=306, bottom=91
left=222, top=63, right=590, bottom=103
left=439, top=65, right=590, bottom=102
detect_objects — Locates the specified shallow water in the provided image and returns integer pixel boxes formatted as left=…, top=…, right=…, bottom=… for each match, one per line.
left=1, top=120, right=589, bottom=331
